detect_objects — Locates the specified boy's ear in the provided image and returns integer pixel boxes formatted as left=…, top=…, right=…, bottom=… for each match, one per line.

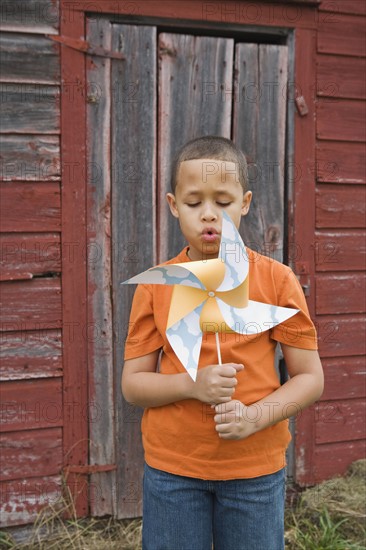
left=166, top=193, right=179, bottom=218
left=241, top=190, right=252, bottom=217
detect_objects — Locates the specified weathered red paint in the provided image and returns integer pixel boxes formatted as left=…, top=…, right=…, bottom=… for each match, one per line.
left=60, top=6, right=89, bottom=517
left=0, top=182, right=61, bottom=233
left=0, top=0, right=363, bottom=530
left=291, top=27, right=318, bottom=486
left=59, top=0, right=365, bottom=494
left=0, top=233, right=61, bottom=280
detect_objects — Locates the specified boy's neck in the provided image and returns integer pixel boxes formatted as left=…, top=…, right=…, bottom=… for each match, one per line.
left=186, top=247, right=219, bottom=262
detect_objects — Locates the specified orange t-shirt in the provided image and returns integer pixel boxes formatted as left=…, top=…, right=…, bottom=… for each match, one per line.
left=124, top=247, right=317, bottom=480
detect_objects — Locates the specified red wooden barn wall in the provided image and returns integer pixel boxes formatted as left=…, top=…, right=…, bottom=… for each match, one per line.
left=0, top=0, right=365, bottom=527
left=0, top=0, right=65, bottom=527
left=311, top=0, right=366, bottom=482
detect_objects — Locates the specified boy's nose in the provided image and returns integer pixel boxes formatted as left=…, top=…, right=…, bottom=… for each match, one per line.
left=201, top=204, right=218, bottom=221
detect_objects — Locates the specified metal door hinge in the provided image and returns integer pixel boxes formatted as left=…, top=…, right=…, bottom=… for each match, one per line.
left=295, top=96, right=309, bottom=116
left=64, top=464, right=117, bottom=475
left=47, top=35, right=125, bottom=60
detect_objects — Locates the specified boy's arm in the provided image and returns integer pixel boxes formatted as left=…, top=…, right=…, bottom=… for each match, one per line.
left=214, top=345, right=324, bottom=439
left=122, top=353, right=243, bottom=408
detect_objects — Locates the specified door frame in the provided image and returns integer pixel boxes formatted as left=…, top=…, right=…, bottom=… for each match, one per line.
left=60, top=0, right=317, bottom=516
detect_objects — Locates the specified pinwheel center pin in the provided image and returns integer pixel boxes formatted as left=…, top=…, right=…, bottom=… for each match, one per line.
left=208, top=291, right=215, bottom=297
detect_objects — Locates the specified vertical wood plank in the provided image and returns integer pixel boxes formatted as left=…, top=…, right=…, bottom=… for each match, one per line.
left=158, top=33, right=234, bottom=261
left=292, top=28, right=317, bottom=486
left=60, top=6, right=89, bottom=517
left=233, top=43, right=288, bottom=262
left=111, top=23, right=157, bottom=519
left=86, top=17, right=116, bottom=517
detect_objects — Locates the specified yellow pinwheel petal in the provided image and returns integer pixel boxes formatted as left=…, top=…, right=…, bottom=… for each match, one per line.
left=172, top=258, right=226, bottom=291
left=216, top=276, right=249, bottom=308
left=167, top=285, right=208, bottom=329
left=199, top=297, right=235, bottom=333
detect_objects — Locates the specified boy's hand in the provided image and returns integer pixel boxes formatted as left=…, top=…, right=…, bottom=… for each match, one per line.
left=214, top=400, right=257, bottom=440
left=192, top=363, right=244, bottom=405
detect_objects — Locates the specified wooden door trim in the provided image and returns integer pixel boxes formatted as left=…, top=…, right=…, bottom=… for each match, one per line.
left=60, top=8, right=89, bottom=516
left=60, top=3, right=318, bottom=516
left=291, top=27, right=317, bottom=485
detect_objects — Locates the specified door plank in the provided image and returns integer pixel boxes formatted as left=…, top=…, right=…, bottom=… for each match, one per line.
left=86, top=18, right=116, bottom=517
left=158, top=32, right=234, bottom=261
left=233, top=44, right=288, bottom=262
left=110, top=23, right=157, bottom=519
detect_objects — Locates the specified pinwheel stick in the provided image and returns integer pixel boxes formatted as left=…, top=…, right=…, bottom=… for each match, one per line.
left=215, top=332, right=222, bottom=365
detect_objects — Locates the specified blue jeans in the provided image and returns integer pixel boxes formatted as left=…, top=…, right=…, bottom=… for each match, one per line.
left=142, top=463, right=285, bottom=550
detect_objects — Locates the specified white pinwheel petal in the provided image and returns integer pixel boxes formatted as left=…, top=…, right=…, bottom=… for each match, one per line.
left=166, top=303, right=204, bottom=381
left=216, top=211, right=248, bottom=292
left=121, top=265, right=204, bottom=288
left=216, top=297, right=299, bottom=335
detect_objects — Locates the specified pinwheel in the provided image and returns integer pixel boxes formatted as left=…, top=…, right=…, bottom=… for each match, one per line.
left=121, top=212, right=299, bottom=381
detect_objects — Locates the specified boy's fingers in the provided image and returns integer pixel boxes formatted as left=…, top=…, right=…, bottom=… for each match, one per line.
left=220, top=364, right=244, bottom=377
left=232, top=363, right=244, bottom=371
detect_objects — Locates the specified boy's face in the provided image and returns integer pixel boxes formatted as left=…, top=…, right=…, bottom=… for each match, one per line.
left=167, top=158, right=252, bottom=261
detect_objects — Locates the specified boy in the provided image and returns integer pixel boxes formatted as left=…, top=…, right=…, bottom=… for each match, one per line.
left=122, top=136, right=323, bottom=550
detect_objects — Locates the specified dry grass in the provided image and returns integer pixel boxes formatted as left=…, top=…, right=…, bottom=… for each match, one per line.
left=285, top=459, right=366, bottom=549
left=1, top=460, right=365, bottom=549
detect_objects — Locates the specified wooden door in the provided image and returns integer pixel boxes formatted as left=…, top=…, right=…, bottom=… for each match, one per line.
left=86, top=18, right=288, bottom=518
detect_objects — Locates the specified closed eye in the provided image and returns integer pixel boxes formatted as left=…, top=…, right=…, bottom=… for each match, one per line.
left=187, top=202, right=201, bottom=207
left=217, top=202, right=231, bottom=207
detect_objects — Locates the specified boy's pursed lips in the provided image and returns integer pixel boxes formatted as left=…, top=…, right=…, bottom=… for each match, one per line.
left=201, top=226, right=220, bottom=242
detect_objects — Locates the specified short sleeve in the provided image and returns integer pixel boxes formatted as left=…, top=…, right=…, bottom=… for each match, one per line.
left=124, top=284, right=164, bottom=360
left=271, top=268, right=318, bottom=350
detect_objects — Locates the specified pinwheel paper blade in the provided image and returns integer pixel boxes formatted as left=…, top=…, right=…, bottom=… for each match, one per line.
left=121, top=211, right=299, bottom=381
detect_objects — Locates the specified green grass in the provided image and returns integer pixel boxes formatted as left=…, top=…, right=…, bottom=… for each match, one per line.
left=285, top=507, right=364, bottom=550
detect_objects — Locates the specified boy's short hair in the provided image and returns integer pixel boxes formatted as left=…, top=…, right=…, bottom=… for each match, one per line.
left=171, top=135, right=249, bottom=193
